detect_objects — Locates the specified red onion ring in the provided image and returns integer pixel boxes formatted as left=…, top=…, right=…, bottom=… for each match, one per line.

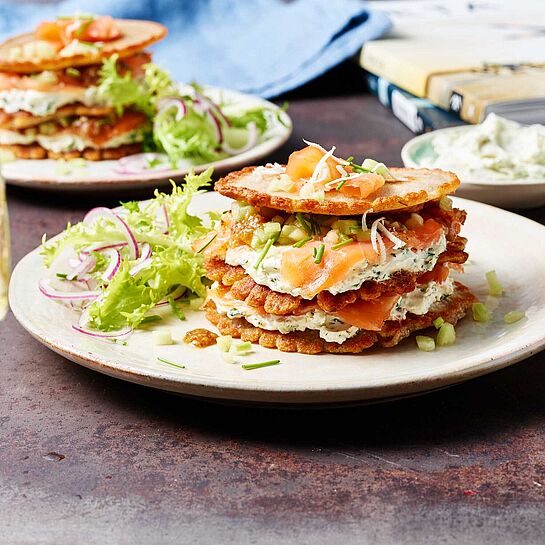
left=67, top=254, right=96, bottom=281
left=39, top=278, right=100, bottom=301
left=114, top=153, right=171, bottom=175
left=194, top=92, right=231, bottom=127
left=81, top=242, right=128, bottom=255
left=157, top=97, right=188, bottom=121
left=222, top=122, right=258, bottom=155
left=83, top=207, right=139, bottom=260
left=101, top=248, right=121, bottom=281
left=72, top=308, right=132, bottom=339
left=130, top=257, right=153, bottom=277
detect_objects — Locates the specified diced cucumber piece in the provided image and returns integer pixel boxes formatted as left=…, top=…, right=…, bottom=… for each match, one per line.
left=361, top=158, right=379, bottom=171
left=436, top=323, right=456, bottom=346
left=216, top=335, right=233, bottom=352
left=152, top=330, right=173, bottom=346
left=504, top=311, right=525, bottom=324
left=433, top=316, right=444, bottom=329
left=472, top=302, right=491, bottom=322
left=439, top=197, right=453, bottom=211
left=250, top=227, right=269, bottom=249
left=485, top=270, right=503, bottom=297
left=263, top=222, right=282, bottom=238
left=332, top=219, right=359, bottom=235
left=416, top=335, right=435, bottom=352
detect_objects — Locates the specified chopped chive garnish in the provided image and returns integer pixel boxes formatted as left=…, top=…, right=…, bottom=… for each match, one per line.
left=168, top=297, right=186, bottom=321
left=254, top=237, right=274, bottom=269
left=335, top=179, right=348, bottom=191
left=197, top=233, right=217, bottom=253
left=292, top=236, right=312, bottom=248
left=157, top=357, right=185, bottom=369
left=332, top=237, right=352, bottom=250
left=56, top=273, right=68, bottom=279
left=295, top=213, right=312, bottom=235
left=140, top=315, right=162, bottom=325
left=242, top=359, right=281, bottom=370
left=313, top=244, right=325, bottom=264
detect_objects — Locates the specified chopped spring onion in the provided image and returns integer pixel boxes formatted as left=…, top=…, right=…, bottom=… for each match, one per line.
left=336, top=179, right=348, bottom=191
left=504, top=310, right=525, bottom=324
left=168, top=297, right=186, bottom=321
left=216, top=335, right=233, bottom=352
left=433, top=316, right=444, bottom=329
left=416, top=335, right=435, bottom=352
left=140, top=315, right=162, bottom=325
left=292, top=236, right=312, bottom=248
left=436, top=322, right=456, bottom=346
left=295, top=213, right=313, bottom=236
left=153, top=330, right=173, bottom=345
left=197, top=233, right=217, bottom=254
left=472, top=302, right=491, bottom=323
left=313, top=244, right=325, bottom=264
left=332, top=237, right=352, bottom=250
left=157, top=356, right=185, bottom=369
left=254, top=237, right=275, bottom=269
left=242, top=359, right=281, bottom=370
left=485, top=270, right=503, bottom=297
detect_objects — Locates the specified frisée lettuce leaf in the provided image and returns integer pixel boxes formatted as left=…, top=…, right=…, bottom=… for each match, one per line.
left=40, top=169, right=216, bottom=332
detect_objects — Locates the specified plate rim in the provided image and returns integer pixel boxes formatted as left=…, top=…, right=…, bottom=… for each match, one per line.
left=8, top=195, right=545, bottom=404
left=401, top=126, right=545, bottom=188
left=1, top=86, right=292, bottom=189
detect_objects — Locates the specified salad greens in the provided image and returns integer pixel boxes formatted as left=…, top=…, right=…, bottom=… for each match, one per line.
left=41, top=169, right=216, bottom=333
left=97, top=55, right=287, bottom=167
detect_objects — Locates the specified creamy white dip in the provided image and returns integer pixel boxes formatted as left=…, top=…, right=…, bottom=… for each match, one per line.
left=429, top=114, right=545, bottom=182
left=225, top=235, right=446, bottom=299
left=211, top=279, right=454, bottom=344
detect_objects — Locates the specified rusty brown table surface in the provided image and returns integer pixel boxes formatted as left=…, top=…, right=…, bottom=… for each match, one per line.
left=2, top=95, right=545, bottom=545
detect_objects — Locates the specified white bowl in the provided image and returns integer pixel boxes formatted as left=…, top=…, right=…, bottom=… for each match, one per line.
left=401, top=127, right=545, bottom=209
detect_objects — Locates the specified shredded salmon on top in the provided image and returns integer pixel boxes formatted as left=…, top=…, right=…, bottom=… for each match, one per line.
left=35, top=16, right=122, bottom=46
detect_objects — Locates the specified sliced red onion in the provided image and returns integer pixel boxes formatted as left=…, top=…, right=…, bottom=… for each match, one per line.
left=39, top=278, right=100, bottom=301
left=67, top=254, right=96, bottom=281
left=73, top=308, right=132, bottom=339
left=206, top=109, right=223, bottom=143
left=81, top=242, right=128, bottom=255
left=139, top=242, right=152, bottom=261
left=157, top=96, right=187, bottom=120
left=101, top=248, right=121, bottom=281
left=130, top=257, right=153, bottom=277
left=83, top=207, right=139, bottom=260
left=194, top=92, right=231, bottom=127
left=221, top=122, right=258, bottom=155
left=114, top=153, right=171, bottom=175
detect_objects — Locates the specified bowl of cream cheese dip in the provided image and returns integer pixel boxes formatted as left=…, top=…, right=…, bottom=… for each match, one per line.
left=401, top=114, right=545, bottom=209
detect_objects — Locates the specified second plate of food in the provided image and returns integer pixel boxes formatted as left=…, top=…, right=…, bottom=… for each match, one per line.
left=1, top=86, right=292, bottom=191
left=9, top=192, right=545, bottom=405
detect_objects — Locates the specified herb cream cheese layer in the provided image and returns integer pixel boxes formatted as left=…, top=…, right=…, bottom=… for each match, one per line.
left=0, top=129, right=143, bottom=152
left=0, top=87, right=104, bottom=116
left=225, top=235, right=447, bottom=299
left=211, top=279, right=454, bottom=344
left=429, top=113, right=545, bottom=182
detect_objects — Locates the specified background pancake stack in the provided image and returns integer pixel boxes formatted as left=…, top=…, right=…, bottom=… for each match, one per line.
left=0, top=15, right=166, bottom=160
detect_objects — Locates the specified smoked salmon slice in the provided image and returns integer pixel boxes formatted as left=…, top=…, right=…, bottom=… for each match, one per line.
left=285, top=146, right=341, bottom=183
left=334, top=295, right=400, bottom=331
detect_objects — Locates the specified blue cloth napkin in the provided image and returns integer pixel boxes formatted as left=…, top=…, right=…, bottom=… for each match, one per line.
left=0, top=0, right=390, bottom=98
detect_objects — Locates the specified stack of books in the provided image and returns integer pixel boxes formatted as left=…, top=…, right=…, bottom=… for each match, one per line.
left=360, top=1, right=545, bottom=133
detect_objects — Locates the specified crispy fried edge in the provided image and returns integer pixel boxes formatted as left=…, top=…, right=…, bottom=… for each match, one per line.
left=205, top=282, right=476, bottom=354
left=214, top=166, right=460, bottom=216
left=0, top=20, right=167, bottom=73
left=0, top=142, right=142, bottom=160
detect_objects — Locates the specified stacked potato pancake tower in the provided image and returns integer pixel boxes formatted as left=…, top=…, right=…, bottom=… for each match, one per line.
left=0, top=15, right=166, bottom=160
left=203, top=143, right=476, bottom=354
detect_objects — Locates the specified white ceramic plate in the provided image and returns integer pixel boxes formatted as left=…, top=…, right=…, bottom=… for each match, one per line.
left=401, top=127, right=545, bottom=209
left=9, top=193, right=545, bottom=405
left=1, top=87, right=292, bottom=192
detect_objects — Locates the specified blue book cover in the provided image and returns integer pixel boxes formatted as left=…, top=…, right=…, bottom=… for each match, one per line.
left=366, top=74, right=466, bottom=134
